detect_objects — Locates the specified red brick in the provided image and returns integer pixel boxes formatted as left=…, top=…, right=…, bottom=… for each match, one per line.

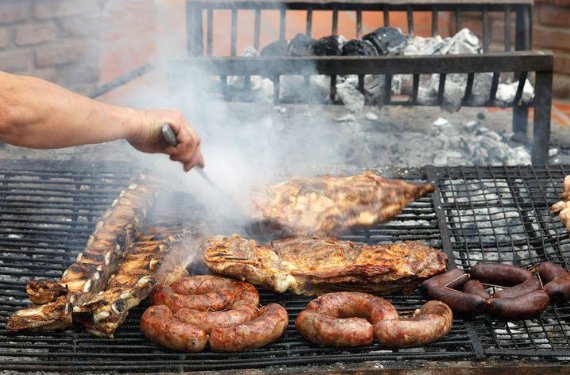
left=34, top=0, right=103, bottom=20
left=0, top=0, right=30, bottom=25
left=554, top=54, right=570, bottom=75
left=552, top=74, right=570, bottom=98
left=32, top=68, right=59, bottom=83
left=0, top=49, right=32, bottom=72
left=537, top=4, right=570, bottom=27
left=0, top=27, right=10, bottom=50
left=15, top=24, right=56, bottom=46
left=35, top=41, right=99, bottom=68
left=490, top=20, right=516, bottom=48
left=536, top=0, right=570, bottom=6
left=57, top=61, right=100, bottom=85
left=57, top=15, right=100, bottom=37
left=533, top=25, right=570, bottom=51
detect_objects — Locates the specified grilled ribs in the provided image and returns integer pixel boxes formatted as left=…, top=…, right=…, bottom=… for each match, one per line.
left=7, top=175, right=160, bottom=331
left=203, top=235, right=448, bottom=295
left=74, top=225, right=193, bottom=338
left=552, top=175, right=570, bottom=231
left=251, top=171, right=435, bottom=237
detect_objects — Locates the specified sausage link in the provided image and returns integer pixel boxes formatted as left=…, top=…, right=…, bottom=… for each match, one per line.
left=296, top=310, right=374, bottom=347
left=420, top=268, right=468, bottom=297
left=492, top=278, right=541, bottom=299
left=171, top=275, right=259, bottom=307
left=425, top=286, right=487, bottom=314
left=140, top=305, right=207, bottom=352
left=175, top=305, right=259, bottom=333
left=209, top=303, right=288, bottom=352
left=538, top=262, right=570, bottom=304
left=462, top=280, right=491, bottom=300
left=306, top=292, right=399, bottom=322
left=469, top=263, right=533, bottom=287
left=374, top=301, right=453, bottom=348
left=486, top=290, right=550, bottom=320
left=150, top=284, right=234, bottom=313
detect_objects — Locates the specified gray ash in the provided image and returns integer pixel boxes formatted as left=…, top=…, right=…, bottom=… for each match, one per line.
left=261, top=40, right=288, bottom=56
left=288, top=33, right=317, bottom=57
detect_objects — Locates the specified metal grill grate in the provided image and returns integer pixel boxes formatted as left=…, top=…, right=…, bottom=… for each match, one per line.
left=1, top=163, right=570, bottom=372
left=427, top=165, right=570, bottom=358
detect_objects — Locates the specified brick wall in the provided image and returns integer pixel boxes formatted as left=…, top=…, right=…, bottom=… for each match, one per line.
left=0, top=0, right=107, bottom=95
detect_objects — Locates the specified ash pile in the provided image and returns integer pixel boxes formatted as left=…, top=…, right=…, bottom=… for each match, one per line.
left=226, top=27, right=534, bottom=114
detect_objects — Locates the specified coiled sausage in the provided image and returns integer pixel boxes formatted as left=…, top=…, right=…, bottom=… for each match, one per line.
left=493, top=278, right=541, bottom=299
left=470, top=263, right=533, bottom=286
left=150, top=284, right=234, bottom=313
left=538, top=262, right=570, bottom=304
left=374, top=301, right=453, bottom=348
left=175, top=305, right=259, bottom=333
left=462, top=280, right=491, bottom=300
left=486, top=290, right=550, bottom=320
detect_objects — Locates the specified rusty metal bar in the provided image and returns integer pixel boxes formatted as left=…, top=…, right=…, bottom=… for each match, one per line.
left=280, top=8, right=286, bottom=41
left=330, top=75, right=337, bottom=101
left=385, top=74, right=392, bottom=104
left=513, top=71, right=529, bottom=136
left=231, top=8, right=238, bottom=56
left=455, top=8, right=461, bottom=32
left=207, top=9, right=213, bottom=56
left=432, top=8, right=438, bottom=36
left=488, top=72, right=500, bottom=104
left=384, top=9, right=389, bottom=26
left=505, top=5, right=512, bottom=52
left=332, top=6, right=339, bottom=34
left=515, top=6, right=530, bottom=50
left=254, top=9, right=261, bottom=50
left=463, top=73, right=475, bottom=104
left=407, top=7, right=414, bottom=36
left=356, top=8, right=362, bottom=37
left=412, top=74, right=419, bottom=104
left=358, top=74, right=364, bottom=93
left=532, top=70, right=553, bottom=164
left=482, top=7, right=489, bottom=53
left=306, top=8, right=313, bottom=36
left=437, top=73, right=446, bottom=106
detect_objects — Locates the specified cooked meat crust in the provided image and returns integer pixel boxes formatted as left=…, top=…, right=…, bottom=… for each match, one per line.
left=203, top=235, right=448, bottom=295
left=252, top=171, right=434, bottom=237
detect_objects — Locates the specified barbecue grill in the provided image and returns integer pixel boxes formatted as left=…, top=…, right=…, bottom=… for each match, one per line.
left=1, top=160, right=570, bottom=372
left=169, top=0, right=553, bottom=165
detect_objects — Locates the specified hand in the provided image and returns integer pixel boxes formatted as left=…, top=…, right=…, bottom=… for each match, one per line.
left=128, top=109, right=204, bottom=171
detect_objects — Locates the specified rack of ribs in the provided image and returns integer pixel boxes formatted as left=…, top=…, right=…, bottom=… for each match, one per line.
left=203, top=235, right=448, bottom=295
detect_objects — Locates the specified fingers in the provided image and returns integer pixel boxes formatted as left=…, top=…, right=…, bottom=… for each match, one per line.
left=166, top=115, right=204, bottom=171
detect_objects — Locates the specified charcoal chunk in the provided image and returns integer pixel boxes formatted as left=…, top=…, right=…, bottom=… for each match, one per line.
left=342, top=39, right=378, bottom=56
left=312, top=36, right=344, bottom=56
left=363, top=27, right=408, bottom=55
left=288, top=33, right=317, bottom=57
left=261, top=40, right=289, bottom=56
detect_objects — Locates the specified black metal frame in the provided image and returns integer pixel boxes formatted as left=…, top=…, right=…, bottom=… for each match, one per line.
left=174, top=0, right=553, bottom=165
left=2, top=162, right=570, bottom=372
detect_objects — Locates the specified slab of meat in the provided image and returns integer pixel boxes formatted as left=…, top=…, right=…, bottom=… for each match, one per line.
left=203, top=235, right=448, bottom=295
left=7, top=175, right=160, bottom=331
left=551, top=175, right=570, bottom=231
left=251, top=171, right=434, bottom=237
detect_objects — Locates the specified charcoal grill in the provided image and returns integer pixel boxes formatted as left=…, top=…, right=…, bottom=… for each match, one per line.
left=169, top=0, right=553, bottom=165
left=1, top=160, right=570, bottom=372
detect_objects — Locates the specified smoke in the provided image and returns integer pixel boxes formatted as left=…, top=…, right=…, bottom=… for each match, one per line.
left=98, top=0, right=359, bottom=237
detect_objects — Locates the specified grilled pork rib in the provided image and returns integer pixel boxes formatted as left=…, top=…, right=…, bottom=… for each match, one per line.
left=203, top=235, right=448, bottom=295
left=552, top=175, right=570, bottom=231
left=74, top=226, right=193, bottom=338
left=251, top=171, right=435, bottom=237
left=7, top=175, right=160, bottom=331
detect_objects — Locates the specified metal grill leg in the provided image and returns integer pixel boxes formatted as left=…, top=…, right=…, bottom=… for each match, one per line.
left=532, top=71, right=553, bottom=165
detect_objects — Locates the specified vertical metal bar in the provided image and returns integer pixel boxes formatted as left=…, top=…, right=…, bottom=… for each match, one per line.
left=273, top=75, right=280, bottom=105
left=437, top=74, right=446, bottom=106
left=207, top=9, right=213, bottom=57
left=221, top=77, right=229, bottom=101
left=488, top=72, right=500, bottom=104
left=254, top=9, right=261, bottom=50
left=358, top=75, right=364, bottom=93
left=330, top=75, right=337, bottom=102
left=463, top=73, right=475, bottom=105
left=515, top=7, right=530, bottom=50
left=455, top=9, right=462, bottom=32
left=513, top=72, right=529, bottom=105
left=412, top=74, right=419, bottom=104
left=528, top=6, right=533, bottom=48
left=356, top=8, right=362, bottom=38
left=385, top=74, right=392, bottom=104
left=513, top=105, right=529, bottom=138
left=532, top=70, right=553, bottom=165
left=306, top=8, right=313, bottom=36
left=186, top=2, right=203, bottom=56
left=384, top=9, right=390, bottom=27
left=332, top=6, right=338, bottom=35
left=231, top=8, right=238, bottom=57
left=432, top=9, right=438, bottom=37
left=407, top=7, right=414, bottom=37
left=482, top=7, right=489, bottom=53
left=280, top=8, right=286, bottom=41
left=505, top=5, right=512, bottom=52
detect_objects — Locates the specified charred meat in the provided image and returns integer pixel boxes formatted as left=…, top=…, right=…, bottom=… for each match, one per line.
left=203, top=235, right=448, bottom=295
left=7, top=175, right=160, bottom=331
left=251, top=171, right=435, bottom=237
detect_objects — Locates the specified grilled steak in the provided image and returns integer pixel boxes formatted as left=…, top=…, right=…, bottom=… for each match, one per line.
left=251, top=171, right=435, bottom=237
left=74, top=225, right=193, bottom=338
left=203, top=235, right=448, bottom=295
left=7, top=175, right=160, bottom=331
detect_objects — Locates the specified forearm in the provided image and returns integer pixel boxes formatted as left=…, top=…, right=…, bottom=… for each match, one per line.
left=0, top=71, right=139, bottom=149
